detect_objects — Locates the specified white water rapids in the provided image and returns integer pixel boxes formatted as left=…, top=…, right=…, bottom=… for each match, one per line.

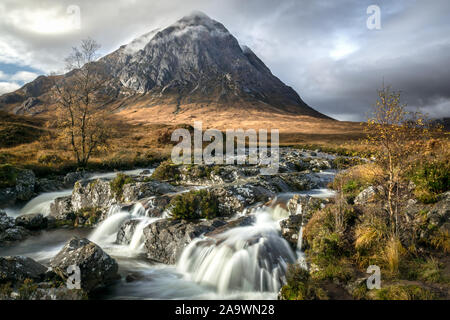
left=1, top=167, right=335, bottom=299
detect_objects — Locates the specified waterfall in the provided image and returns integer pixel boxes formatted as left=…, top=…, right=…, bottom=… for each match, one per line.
left=177, top=208, right=296, bottom=294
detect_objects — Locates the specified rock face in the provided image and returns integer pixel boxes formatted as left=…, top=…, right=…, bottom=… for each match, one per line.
left=0, top=256, right=47, bottom=284
left=71, top=179, right=117, bottom=212
left=143, top=218, right=226, bottom=264
left=50, top=237, right=119, bottom=292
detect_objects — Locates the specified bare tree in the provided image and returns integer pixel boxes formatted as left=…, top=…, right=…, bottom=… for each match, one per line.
left=53, top=38, right=110, bottom=168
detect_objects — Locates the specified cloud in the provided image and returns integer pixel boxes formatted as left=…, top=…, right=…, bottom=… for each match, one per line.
left=0, top=0, right=449, bottom=120
left=0, top=81, right=20, bottom=94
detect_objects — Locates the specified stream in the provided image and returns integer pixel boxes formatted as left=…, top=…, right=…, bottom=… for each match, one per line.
left=0, top=167, right=336, bottom=300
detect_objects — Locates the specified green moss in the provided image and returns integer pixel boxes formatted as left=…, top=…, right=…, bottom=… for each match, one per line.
left=151, top=160, right=180, bottom=181
left=168, top=189, right=220, bottom=220
left=110, top=173, right=134, bottom=198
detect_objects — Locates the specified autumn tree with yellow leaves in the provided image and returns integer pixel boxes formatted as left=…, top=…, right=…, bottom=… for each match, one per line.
left=365, top=85, right=432, bottom=236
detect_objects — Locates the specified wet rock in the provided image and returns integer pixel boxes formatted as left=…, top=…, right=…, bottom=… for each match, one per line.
left=15, top=169, right=36, bottom=201
left=0, top=226, right=30, bottom=242
left=63, top=172, right=85, bottom=187
left=116, top=219, right=141, bottom=245
left=35, top=177, right=65, bottom=193
left=122, top=181, right=176, bottom=203
left=0, top=168, right=36, bottom=207
left=280, top=195, right=328, bottom=249
left=211, top=184, right=274, bottom=216
left=0, top=256, right=47, bottom=284
left=205, top=216, right=254, bottom=237
left=280, top=214, right=302, bottom=249
left=142, top=195, right=172, bottom=217
left=143, top=218, right=227, bottom=264
left=50, top=237, right=119, bottom=292
left=71, top=179, right=117, bottom=212
left=50, top=196, right=73, bottom=219
left=0, top=210, right=15, bottom=231
left=15, top=213, right=48, bottom=230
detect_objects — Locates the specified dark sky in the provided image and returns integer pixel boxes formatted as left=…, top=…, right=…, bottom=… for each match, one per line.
left=0, top=0, right=449, bottom=120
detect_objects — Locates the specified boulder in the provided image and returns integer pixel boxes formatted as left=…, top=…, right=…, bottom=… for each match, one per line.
left=50, top=237, right=119, bottom=292
left=428, top=191, right=450, bottom=227
left=71, top=179, right=117, bottom=212
left=14, top=169, right=36, bottom=201
left=116, top=219, right=141, bottom=245
left=49, top=196, right=73, bottom=219
left=143, top=218, right=227, bottom=264
left=35, top=178, right=65, bottom=193
left=15, top=213, right=48, bottom=230
left=354, top=186, right=383, bottom=206
left=0, top=226, right=30, bottom=242
left=63, top=172, right=85, bottom=187
left=0, top=256, right=47, bottom=284
left=0, top=210, right=15, bottom=231
left=122, top=181, right=176, bottom=203
left=211, top=184, right=274, bottom=215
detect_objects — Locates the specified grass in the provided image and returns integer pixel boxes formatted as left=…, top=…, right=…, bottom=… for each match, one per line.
left=373, top=284, right=436, bottom=300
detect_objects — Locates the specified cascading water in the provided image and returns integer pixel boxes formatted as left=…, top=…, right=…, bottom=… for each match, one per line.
left=177, top=207, right=296, bottom=294
left=89, top=202, right=160, bottom=256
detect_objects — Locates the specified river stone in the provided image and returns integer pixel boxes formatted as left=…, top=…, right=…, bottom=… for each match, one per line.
left=143, top=218, right=227, bottom=264
left=50, top=237, right=119, bottom=292
left=49, top=196, right=73, bottom=219
left=15, top=169, right=36, bottom=201
left=15, top=213, right=48, bottom=230
left=71, top=179, right=117, bottom=212
left=63, top=172, right=85, bottom=187
left=0, top=256, right=47, bottom=284
left=122, top=181, right=176, bottom=203
left=0, top=210, right=15, bottom=231
left=0, top=226, right=30, bottom=242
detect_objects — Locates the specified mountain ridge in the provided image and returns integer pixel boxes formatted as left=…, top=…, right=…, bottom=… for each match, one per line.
left=0, top=11, right=332, bottom=121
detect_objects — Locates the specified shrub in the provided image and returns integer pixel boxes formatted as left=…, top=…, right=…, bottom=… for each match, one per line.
left=0, top=164, right=18, bottom=188
left=168, top=189, right=219, bottom=220
left=151, top=160, right=180, bottom=181
left=37, top=152, right=63, bottom=165
left=18, top=278, right=39, bottom=300
left=409, top=159, right=449, bottom=203
left=110, top=173, right=134, bottom=198
left=279, top=264, right=328, bottom=300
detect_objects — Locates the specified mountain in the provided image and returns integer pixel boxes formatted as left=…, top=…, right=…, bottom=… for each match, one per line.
left=0, top=12, right=330, bottom=121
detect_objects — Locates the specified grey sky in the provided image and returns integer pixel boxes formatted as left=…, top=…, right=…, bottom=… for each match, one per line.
left=0, top=0, right=449, bottom=120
